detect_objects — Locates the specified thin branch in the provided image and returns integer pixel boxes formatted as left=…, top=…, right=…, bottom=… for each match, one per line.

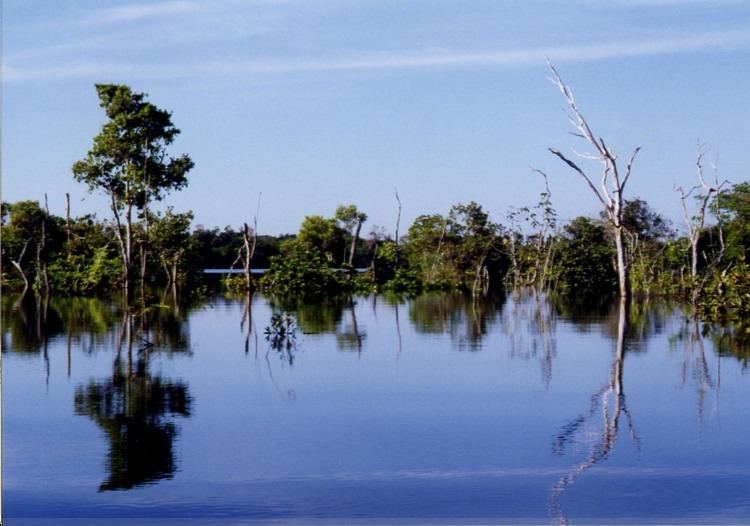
left=548, top=148, right=607, bottom=208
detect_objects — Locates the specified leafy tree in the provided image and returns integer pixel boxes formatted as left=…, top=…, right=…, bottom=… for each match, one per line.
left=335, top=204, right=367, bottom=268
left=72, top=84, right=194, bottom=293
left=259, top=239, right=344, bottom=298
left=556, top=216, right=617, bottom=297
left=1, top=200, right=59, bottom=293
left=717, top=182, right=750, bottom=262
left=404, top=213, right=459, bottom=289
left=449, top=201, right=505, bottom=291
left=149, top=209, right=194, bottom=286
left=621, top=198, right=671, bottom=242
left=297, top=215, right=345, bottom=263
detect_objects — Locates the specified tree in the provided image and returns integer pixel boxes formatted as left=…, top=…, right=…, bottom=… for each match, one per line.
left=72, top=84, right=194, bottom=294
left=675, top=144, right=727, bottom=304
left=556, top=217, right=617, bottom=298
left=548, top=63, right=640, bottom=300
left=335, top=204, right=367, bottom=268
left=297, top=215, right=345, bottom=263
left=717, top=181, right=750, bottom=262
left=448, top=201, right=503, bottom=293
left=1, top=200, right=51, bottom=296
left=149, top=209, right=194, bottom=288
left=618, top=198, right=672, bottom=295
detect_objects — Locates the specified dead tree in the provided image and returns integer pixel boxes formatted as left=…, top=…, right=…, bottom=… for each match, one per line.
left=394, top=189, right=402, bottom=268
left=547, top=62, right=640, bottom=300
left=675, top=143, right=727, bottom=305
left=230, top=194, right=260, bottom=291
left=11, top=239, right=31, bottom=300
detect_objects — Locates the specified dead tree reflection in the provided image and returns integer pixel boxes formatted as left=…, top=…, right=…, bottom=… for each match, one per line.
left=240, top=290, right=258, bottom=356
left=548, top=298, right=639, bottom=525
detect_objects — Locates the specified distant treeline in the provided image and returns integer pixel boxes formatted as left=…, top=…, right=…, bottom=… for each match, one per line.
left=3, top=183, right=749, bottom=320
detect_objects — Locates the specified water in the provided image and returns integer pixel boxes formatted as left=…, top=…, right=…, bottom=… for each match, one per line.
left=3, top=291, right=749, bottom=525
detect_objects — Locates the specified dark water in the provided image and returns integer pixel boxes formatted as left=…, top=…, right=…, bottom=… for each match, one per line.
left=3, top=290, right=750, bottom=525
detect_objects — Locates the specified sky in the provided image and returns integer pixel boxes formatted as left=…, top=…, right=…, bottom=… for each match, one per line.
left=3, top=0, right=749, bottom=236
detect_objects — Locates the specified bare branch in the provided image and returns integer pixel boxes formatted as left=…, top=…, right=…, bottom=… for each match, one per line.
left=548, top=148, right=607, bottom=208
left=620, top=147, right=641, bottom=194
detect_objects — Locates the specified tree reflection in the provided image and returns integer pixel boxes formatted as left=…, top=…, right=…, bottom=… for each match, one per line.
left=409, top=291, right=503, bottom=350
left=73, top=308, right=192, bottom=491
left=336, top=296, right=365, bottom=352
left=672, top=314, right=720, bottom=422
left=267, top=294, right=368, bottom=353
left=548, top=298, right=640, bottom=525
left=269, top=295, right=344, bottom=335
left=503, top=289, right=557, bottom=386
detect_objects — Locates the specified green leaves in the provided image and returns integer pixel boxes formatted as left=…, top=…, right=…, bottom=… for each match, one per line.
left=73, top=84, right=193, bottom=208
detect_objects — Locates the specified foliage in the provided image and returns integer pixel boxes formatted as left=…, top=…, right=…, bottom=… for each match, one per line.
left=259, top=239, right=345, bottom=298
left=72, top=84, right=194, bottom=291
left=555, top=217, right=617, bottom=298
left=72, top=84, right=193, bottom=205
left=297, top=215, right=346, bottom=263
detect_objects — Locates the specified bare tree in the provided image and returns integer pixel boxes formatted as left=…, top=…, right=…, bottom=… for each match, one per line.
left=547, top=62, right=640, bottom=299
left=675, top=143, right=727, bottom=305
left=230, top=194, right=261, bottom=291
left=394, top=189, right=402, bottom=268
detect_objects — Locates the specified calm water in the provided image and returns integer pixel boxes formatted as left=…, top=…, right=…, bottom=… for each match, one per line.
left=3, top=290, right=750, bottom=525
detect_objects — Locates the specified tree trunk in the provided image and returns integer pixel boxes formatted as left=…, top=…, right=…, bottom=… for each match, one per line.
left=394, top=189, right=402, bottom=268
left=348, top=220, right=362, bottom=268
left=613, top=226, right=629, bottom=299
left=242, top=223, right=254, bottom=290
left=65, top=192, right=72, bottom=249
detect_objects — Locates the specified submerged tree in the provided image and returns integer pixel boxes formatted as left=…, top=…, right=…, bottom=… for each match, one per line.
left=548, top=63, right=640, bottom=300
left=72, top=84, right=194, bottom=295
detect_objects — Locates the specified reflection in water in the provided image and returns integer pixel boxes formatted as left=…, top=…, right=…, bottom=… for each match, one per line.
left=706, top=322, right=750, bottom=368
left=264, top=311, right=298, bottom=365
left=267, top=295, right=367, bottom=353
left=336, top=297, right=365, bottom=352
left=6, top=289, right=750, bottom=514
left=548, top=299, right=640, bottom=525
left=409, top=292, right=503, bottom=350
left=672, top=315, right=721, bottom=423
left=503, top=289, right=557, bottom=386
left=72, top=310, right=192, bottom=491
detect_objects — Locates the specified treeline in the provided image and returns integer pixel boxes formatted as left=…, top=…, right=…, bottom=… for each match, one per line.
left=4, top=180, right=749, bottom=321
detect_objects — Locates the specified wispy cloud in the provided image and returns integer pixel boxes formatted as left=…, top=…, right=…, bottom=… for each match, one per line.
left=88, top=0, right=206, bottom=24
left=5, top=29, right=748, bottom=82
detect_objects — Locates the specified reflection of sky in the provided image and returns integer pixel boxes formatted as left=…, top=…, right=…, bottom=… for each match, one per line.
left=4, top=293, right=750, bottom=522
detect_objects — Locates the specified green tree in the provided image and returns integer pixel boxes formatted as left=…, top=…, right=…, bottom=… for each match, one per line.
left=1, top=200, right=55, bottom=294
left=72, top=84, right=194, bottom=294
left=335, top=204, right=367, bottom=268
left=149, top=209, right=194, bottom=287
left=297, top=215, right=345, bottom=263
left=556, top=216, right=617, bottom=297
left=717, top=181, right=750, bottom=262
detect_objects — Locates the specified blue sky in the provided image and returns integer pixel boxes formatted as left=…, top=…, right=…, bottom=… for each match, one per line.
left=3, top=0, right=749, bottom=235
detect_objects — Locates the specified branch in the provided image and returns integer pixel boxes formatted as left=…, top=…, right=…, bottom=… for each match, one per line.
left=620, top=147, right=641, bottom=194
left=549, top=148, right=607, bottom=208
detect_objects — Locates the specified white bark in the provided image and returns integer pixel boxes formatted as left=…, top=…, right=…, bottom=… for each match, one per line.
left=547, top=62, right=638, bottom=299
